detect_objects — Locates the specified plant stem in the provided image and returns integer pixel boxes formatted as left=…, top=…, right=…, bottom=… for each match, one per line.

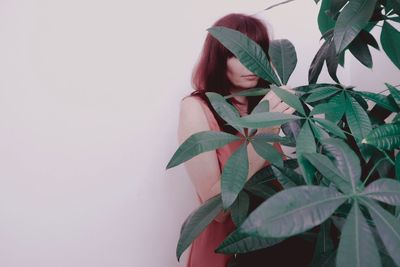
left=362, top=158, right=386, bottom=186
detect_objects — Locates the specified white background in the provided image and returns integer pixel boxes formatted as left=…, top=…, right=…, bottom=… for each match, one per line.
left=0, top=0, right=398, bottom=266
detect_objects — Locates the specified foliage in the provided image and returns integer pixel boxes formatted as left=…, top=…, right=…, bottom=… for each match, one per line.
left=167, top=1, right=400, bottom=266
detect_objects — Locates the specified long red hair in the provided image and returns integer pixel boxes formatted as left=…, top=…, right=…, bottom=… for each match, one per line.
left=190, top=13, right=271, bottom=133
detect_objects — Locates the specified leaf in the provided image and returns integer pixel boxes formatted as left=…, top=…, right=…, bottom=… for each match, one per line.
left=224, top=87, right=269, bottom=99
left=264, top=0, right=296, bottom=11
left=239, top=186, right=348, bottom=238
left=318, top=0, right=336, bottom=35
left=309, top=38, right=331, bottom=84
left=325, top=92, right=346, bottom=123
left=221, top=142, right=249, bottom=209
left=396, top=153, right=400, bottom=180
left=167, top=131, right=241, bottom=168
left=361, top=123, right=400, bottom=150
left=362, top=178, right=400, bottom=205
left=310, top=219, right=334, bottom=266
left=231, top=112, right=301, bottom=129
left=330, top=0, right=349, bottom=15
left=349, top=33, right=373, bottom=68
left=176, top=195, right=223, bottom=260
left=244, top=165, right=277, bottom=199
left=231, top=191, right=250, bottom=226
left=362, top=198, right=400, bottom=266
left=357, top=91, right=399, bottom=112
left=305, top=87, right=339, bottom=103
left=381, top=21, right=400, bottom=69
left=251, top=100, right=269, bottom=114
left=271, top=165, right=305, bottom=189
left=271, top=85, right=306, bottom=115
left=310, top=120, right=330, bottom=141
left=251, top=138, right=284, bottom=168
left=296, top=120, right=317, bottom=155
left=334, top=0, right=378, bottom=53
left=206, top=92, right=244, bottom=134
left=216, top=229, right=283, bottom=254
left=386, top=83, right=400, bottom=106
left=269, top=39, right=297, bottom=84
left=303, top=153, right=352, bottom=194
left=313, top=117, right=346, bottom=138
left=345, top=93, right=372, bottom=142
left=322, top=138, right=361, bottom=192
left=336, top=200, right=381, bottom=267
left=207, top=26, right=281, bottom=85
left=326, top=39, right=340, bottom=83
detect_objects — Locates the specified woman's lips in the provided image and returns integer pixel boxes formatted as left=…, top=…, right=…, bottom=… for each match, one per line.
left=242, top=75, right=258, bottom=80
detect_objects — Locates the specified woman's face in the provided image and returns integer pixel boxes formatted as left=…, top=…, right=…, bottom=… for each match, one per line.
left=226, top=57, right=259, bottom=92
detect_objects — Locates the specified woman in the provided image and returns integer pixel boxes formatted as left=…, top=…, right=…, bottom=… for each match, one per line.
left=178, top=13, right=305, bottom=267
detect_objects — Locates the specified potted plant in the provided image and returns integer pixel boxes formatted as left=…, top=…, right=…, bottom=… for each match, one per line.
left=167, top=0, right=400, bottom=266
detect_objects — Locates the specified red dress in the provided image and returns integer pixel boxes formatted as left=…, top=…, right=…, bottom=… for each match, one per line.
left=185, top=96, right=283, bottom=267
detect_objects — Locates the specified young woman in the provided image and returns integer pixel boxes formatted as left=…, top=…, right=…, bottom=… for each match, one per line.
left=177, top=13, right=310, bottom=267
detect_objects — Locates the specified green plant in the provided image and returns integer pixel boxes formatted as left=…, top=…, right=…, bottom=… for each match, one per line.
left=167, top=1, right=400, bottom=266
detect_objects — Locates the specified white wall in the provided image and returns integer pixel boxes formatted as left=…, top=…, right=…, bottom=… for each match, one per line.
left=0, top=0, right=396, bottom=267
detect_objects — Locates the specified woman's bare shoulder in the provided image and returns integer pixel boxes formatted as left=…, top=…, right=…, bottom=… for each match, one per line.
left=180, top=95, right=206, bottom=113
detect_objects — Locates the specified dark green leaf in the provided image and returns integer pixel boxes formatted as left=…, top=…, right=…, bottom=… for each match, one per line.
left=386, top=83, right=400, bottom=106
left=269, top=39, right=297, bottom=84
left=357, top=91, right=399, bottom=112
left=322, top=138, right=362, bottom=192
left=311, top=219, right=334, bottom=264
left=309, top=38, right=331, bottom=84
left=334, top=0, right=378, bottom=53
left=362, top=178, right=400, bottom=205
left=306, top=87, right=339, bottom=103
left=330, top=0, right=349, bottom=15
left=231, top=191, right=250, bottom=226
left=221, top=143, right=249, bottom=209
left=361, top=123, right=400, bottom=150
left=231, top=112, right=301, bottom=129
left=239, top=186, right=348, bottom=238
left=325, top=92, right=346, bottom=123
left=326, top=39, right=340, bottom=83
left=271, top=165, right=305, bottom=189
left=313, top=117, right=347, bottom=138
left=396, top=153, right=400, bottom=180
left=167, top=131, right=241, bottom=169
left=336, top=200, right=381, bottom=267
left=207, top=26, right=281, bottom=85
left=206, top=92, right=244, bottom=134
left=251, top=138, right=284, bottom=168
left=345, top=94, right=372, bottom=142
left=216, top=229, right=283, bottom=254
left=318, top=0, right=336, bottom=35
left=349, top=33, right=373, bottom=68
left=225, top=87, right=269, bottom=99
left=176, top=195, right=223, bottom=260
left=381, top=21, right=400, bottom=69
left=271, top=85, right=306, bottom=115
left=303, top=153, right=352, bottom=193
left=296, top=120, right=317, bottom=155
left=362, top=198, right=400, bottom=266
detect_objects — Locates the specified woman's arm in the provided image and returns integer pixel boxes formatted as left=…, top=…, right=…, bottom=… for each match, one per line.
left=178, top=97, right=276, bottom=222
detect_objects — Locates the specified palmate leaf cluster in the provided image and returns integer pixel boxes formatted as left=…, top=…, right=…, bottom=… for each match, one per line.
left=167, top=1, right=400, bottom=266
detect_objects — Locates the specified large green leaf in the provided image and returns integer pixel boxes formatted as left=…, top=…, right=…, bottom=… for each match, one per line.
left=349, top=33, right=373, bottom=68
left=215, top=229, right=283, bottom=254
left=334, top=0, right=378, bottom=53
left=305, top=87, right=339, bottom=103
left=269, top=39, right=297, bottom=84
left=386, top=83, right=400, bottom=106
left=271, top=85, right=306, bottom=115
left=231, top=191, right=250, bottom=226
left=336, top=200, right=381, bottom=267
left=239, top=186, right=347, bottom=238
left=313, top=117, right=346, bottom=138
left=361, top=178, right=400, bottom=205
left=207, top=26, right=281, bottom=85
left=303, top=153, right=352, bottom=194
left=167, top=131, right=240, bottom=169
left=345, top=94, right=372, bottom=142
left=357, top=91, right=399, bottom=112
left=381, top=21, right=400, bottom=69
left=322, top=138, right=361, bottom=192
left=206, top=92, right=244, bottom=134
left=325, top=92, right=346, bottom=123
left=176, top=195, right=222, bottom=260
left=251, top=138, right=284, bottom=168
left=318, top=0, right=336, bottom=35
left=224, top=87, right=269, bottom=99
left=271, top=165, right=305, bottom=189
left=231, top=112, right=301, bottom=129
left=362, top=123, right=400, bottom=150
left=221, top=142, right=249, bottom=209
left=362, top=198, right=400, bottom=266
left=296, top=120, right=317, bottom=155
